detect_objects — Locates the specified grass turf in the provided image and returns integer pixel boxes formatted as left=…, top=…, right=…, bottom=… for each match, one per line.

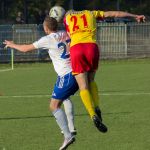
left=0, top=60, right=150, bottom=150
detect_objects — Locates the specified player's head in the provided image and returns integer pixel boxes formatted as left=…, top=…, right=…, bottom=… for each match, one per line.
left=43, top=16, right=58, bottom=34
left=49, top=6, right=66, bottom=23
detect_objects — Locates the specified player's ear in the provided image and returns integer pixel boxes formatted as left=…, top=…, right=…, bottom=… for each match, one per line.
left=43, top=24, right=48, bottom=34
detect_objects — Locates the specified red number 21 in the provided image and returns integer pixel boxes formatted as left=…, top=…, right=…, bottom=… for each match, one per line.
left=70, top=14, right=88, bottom=31
left=81, top=14, right=88, bottom=27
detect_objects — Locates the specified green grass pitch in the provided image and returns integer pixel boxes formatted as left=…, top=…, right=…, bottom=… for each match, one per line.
left=0, top=59, right=150, bottom=150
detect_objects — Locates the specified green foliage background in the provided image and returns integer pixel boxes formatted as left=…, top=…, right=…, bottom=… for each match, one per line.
left=0, top=0, right=149, bottom=23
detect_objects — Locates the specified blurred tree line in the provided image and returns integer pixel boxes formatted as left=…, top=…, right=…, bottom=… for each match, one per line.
left=0, top=0, right=149, bottom=24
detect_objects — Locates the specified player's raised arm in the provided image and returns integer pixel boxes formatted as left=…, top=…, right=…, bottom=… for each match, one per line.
left=103, top=11, right=145, bottom=22
left=3, top=40, right=35, bottom=52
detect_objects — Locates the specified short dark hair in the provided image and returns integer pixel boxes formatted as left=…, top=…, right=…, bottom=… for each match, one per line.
left=44, top=16, right=58, bottom=31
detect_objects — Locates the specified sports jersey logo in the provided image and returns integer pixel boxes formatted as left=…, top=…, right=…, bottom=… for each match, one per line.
left=52, top=92, right=56, bottom=96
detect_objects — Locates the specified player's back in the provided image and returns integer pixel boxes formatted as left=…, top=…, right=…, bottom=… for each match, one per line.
left=47, top=31, right=72, bottom=77
left=33, top=31, right=72, bottom=77
left=64, top=10, right=104, bottom=47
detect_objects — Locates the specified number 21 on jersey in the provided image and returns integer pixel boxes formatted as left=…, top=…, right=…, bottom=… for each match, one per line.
left=68, top=14, right=90, bottom=33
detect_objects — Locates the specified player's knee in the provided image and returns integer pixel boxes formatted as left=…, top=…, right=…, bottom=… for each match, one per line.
left=49, top=99, right=61, bottom=112
left=78, top=81, right=89, bottom=90
left=50, top=103, right=57, bottom=111
left=79, top=84, right=88, bottom=90
left=75, top=73, right=89, bottom=90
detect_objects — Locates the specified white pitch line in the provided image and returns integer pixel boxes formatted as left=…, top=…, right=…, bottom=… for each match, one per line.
left=0, top=92, right=150, bottom=99
left=0, top=69, right=13, bottom=72
left=101, top=92, right=150, bottom=96
left=0, top=95, right=50, bottom=98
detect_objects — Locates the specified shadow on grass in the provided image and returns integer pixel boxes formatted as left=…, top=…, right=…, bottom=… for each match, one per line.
left=0, top=111, right=132, bottom=121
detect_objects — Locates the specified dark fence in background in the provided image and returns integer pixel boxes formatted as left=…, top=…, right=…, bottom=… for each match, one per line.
left=0, top=22, right=150, bottom=63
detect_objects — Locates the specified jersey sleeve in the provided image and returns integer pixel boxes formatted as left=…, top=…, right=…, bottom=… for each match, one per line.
left=33, top=36, right=50, bottom=49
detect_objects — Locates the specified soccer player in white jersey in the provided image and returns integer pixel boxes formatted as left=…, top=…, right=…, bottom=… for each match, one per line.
left=4, top=16, right=78, bottom=150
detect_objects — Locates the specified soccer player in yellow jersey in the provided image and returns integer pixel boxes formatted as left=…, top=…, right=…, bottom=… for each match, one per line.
left=51, top=8, right=145, bottom=133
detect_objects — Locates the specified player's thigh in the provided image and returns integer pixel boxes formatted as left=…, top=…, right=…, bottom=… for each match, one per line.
left=85, top=43, right=100, bottom=71
left=70, top=43, right=99, bottom=73
left=75, top=73, right=89, bottom=90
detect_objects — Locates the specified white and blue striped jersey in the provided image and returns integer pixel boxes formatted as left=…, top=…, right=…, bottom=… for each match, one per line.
left=33, top=31, right=72, bottom=77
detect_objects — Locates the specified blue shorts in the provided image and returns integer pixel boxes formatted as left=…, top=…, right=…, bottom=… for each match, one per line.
left=52, top=72, right=78, bottom=100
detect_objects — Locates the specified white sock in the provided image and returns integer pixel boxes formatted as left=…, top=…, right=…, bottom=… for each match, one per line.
left=63, top=99, right=75, bottom=132
left=52, top=108, right=72, bottom=139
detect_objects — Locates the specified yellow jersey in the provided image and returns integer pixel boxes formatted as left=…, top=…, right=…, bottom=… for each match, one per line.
left=64, top=10, right=104, bottom=47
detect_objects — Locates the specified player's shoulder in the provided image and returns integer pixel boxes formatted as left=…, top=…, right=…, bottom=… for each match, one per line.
left=38, top=35, right=50, bottom=42
left=38, top=33, right=58, bottom=44
left=57, top=30, right=69, bottom=39
left=46, top=31, right=69, bottom=42
left=46, top=32, right=60, bottom=39
left=65, top=10, right=90, bottom=16
left=57, top=30, right=67, bottom=34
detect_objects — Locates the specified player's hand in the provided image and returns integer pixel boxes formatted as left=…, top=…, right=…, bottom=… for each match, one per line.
left=3, top=40, right=14, bottom=49
left=135, top=15, right=146, bottom=23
